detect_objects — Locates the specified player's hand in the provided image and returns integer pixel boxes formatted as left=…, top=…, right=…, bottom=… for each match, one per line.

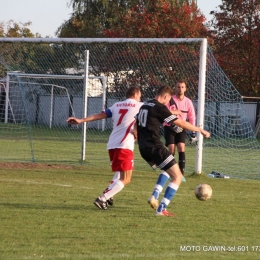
left=172, top=125, right=183, bottom=133
left=170, top=109, right=182, bottom=115
left=201, top=129, right=210, bottom=138
left=67, top=117, right=82, bottom=124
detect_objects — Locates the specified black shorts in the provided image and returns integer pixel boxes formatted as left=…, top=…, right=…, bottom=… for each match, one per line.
left=164, top=126, right=186, bottom=146
left=139, top=145, right=177, bottom=171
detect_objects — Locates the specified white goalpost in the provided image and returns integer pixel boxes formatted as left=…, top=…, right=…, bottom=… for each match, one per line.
left=196, top=38, right=207, bottom=174
left=0, top=37, right=259, bottom=179
left=82, top=50, right=90, bottom=162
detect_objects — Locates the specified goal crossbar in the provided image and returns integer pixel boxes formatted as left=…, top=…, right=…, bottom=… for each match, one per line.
left=0, top=37, right=205, bottom=44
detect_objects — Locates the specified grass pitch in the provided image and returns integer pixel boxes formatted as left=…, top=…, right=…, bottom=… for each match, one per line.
left=0, top=161, right=260, bottom=260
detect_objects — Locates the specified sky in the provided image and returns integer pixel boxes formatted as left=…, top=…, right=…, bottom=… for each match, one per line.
left=0, top=0, right=221, bottom=38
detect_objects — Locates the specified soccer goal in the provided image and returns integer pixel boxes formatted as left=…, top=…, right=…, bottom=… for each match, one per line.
left=2, top=70, right=106, bottom=163
left=5, top=72, right=106, bottom=161
left=0, top=37, right=259, bottom=179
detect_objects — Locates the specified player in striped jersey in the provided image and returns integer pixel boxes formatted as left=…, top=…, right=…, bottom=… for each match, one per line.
left=67, top=87, right=143, bottom=210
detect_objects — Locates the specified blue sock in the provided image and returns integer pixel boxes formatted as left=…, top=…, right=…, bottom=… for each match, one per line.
left=152, top=171, right=170, bottom=199
left=157, top=182, right=179, bottom=212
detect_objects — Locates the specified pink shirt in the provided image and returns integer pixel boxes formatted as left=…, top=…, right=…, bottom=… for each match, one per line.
left=165, top=95, right=196, bottom=126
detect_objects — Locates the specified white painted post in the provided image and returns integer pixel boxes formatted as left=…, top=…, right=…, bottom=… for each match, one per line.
left=101, top=77, right=107, bottom=131
left=4, top=74, right=10, bottom=123
left=81, top=50, right=89, bottom=162
left=195, top=38, right=207, bottom=174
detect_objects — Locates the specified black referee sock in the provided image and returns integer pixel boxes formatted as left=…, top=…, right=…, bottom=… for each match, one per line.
left=178, top=152, right=185, bottom=175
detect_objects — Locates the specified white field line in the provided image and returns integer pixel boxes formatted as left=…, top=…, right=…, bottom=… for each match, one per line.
left=0, top=178, right=193, bottom=196
left=0, top=178, right=94, bottom=189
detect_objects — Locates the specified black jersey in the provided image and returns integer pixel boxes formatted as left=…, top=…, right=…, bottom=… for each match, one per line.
left=136, top=99, right=177, bottom=149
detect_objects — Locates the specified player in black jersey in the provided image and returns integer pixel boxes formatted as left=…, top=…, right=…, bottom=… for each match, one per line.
left=135, top=86, right=210, bottom=216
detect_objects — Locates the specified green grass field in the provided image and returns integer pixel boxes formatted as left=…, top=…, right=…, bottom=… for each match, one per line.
left=1, top=124, right=260, bottom=259
left=0, top=159, right=260, bottom=260
left=1, top=122, right=260, bottom=178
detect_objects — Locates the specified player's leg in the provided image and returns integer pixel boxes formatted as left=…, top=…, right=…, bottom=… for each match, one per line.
left=148, top=171, right=169, bottom=209
left=177, top=143, right=186, bottom=179
left=148, top=146, right=182, bottom=216
left=148, top=144, right=180, bottom=207
left=168, top=143, right=175, bottom=155
left=139, top=147, right=163, bottom=209
left=156, top=163, right=182, bottom=216
left=176, top=131, right=187, bottom=181
left=140, top=145, right=181, bottom=216
left=164, top=126, right=176, bottom=156
left=93, top=149, right=133, bottom=210
left=147, top=126, right=176, bottom=208
left=103, top=171, right=120, bottom=206
left=111, top=171, right=121, bottom=183
left=103, top=167, right=133, bottom=199
left=101, top=169, right=132, bottom=201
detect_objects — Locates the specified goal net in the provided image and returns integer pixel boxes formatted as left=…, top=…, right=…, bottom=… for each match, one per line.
left=0, top=38, right=259, bottom=179
left=1, top=72, right=107, bottom=163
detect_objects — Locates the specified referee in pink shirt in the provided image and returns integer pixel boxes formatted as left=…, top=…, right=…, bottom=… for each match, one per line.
left=163, top=80, right=196, bottom=182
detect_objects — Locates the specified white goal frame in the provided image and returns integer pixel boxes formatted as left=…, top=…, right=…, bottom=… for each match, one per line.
left=0, top=37, right=208, bottom=173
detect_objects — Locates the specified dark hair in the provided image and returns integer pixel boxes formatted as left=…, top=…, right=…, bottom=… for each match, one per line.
left=156, top=86, right=173, bottom=96
left=176, top=79, right=187, bottom=86
left=125, top=86, right=141, bottom=98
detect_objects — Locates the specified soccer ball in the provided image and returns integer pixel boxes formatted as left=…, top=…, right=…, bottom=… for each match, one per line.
left=195, top=184, right=212, bottom=201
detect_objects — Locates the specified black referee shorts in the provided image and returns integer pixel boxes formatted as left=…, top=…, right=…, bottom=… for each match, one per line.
left=139, top=145, right=177, bottom=171
left=164, top=126, right=186, bottom=146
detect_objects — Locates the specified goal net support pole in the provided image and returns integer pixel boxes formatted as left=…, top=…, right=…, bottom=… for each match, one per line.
left=5, top=74, right=10, bottom=124
left=196, top=38, right=207, bottom=174
left=82, top=50, right=89, bottom=162
left=101, top=77, right=107, bottom=131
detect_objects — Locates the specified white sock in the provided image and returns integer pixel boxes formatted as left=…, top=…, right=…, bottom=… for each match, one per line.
left=103, top=171, right=121, bottom=194
left=111, top=171, right=120, bottom=182
left=101, top=180, right=124, bottom=201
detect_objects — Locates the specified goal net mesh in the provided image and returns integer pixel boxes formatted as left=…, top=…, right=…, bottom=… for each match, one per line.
left=0, top=39, right=259, bottom=179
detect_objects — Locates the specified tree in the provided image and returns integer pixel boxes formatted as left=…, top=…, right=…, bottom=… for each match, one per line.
left=57, top=0, right=134, bottom=37
left=56, top=0, right=208, bottom=97
left=209, top=0, right=260, bottom=96
left=103, top=0, right=206, bottom=38
left=0, top=21, right=71, bottom=76
left=99, top=0, right=207, bottom=96
left=0, top=21, right=35, bottom=78
left=57, top=0, right=205, bottom=38
left=0, top=20, right=35, bottom=38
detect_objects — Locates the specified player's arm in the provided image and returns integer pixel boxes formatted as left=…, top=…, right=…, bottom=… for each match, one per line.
left=132, top=121, right=138, bottom=140
left=173, top=118, right=210, bottom=138
left=187, top=100, right=196, bottom=126
left=169, top=109, right=182, bottom=115
left=187, top=100, right=197, bottom=140
left=67, top=112, right=107, bottom=125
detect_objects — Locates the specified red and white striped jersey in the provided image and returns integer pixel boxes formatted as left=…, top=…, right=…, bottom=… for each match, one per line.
left=104, top=98, right=143, bottom=151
